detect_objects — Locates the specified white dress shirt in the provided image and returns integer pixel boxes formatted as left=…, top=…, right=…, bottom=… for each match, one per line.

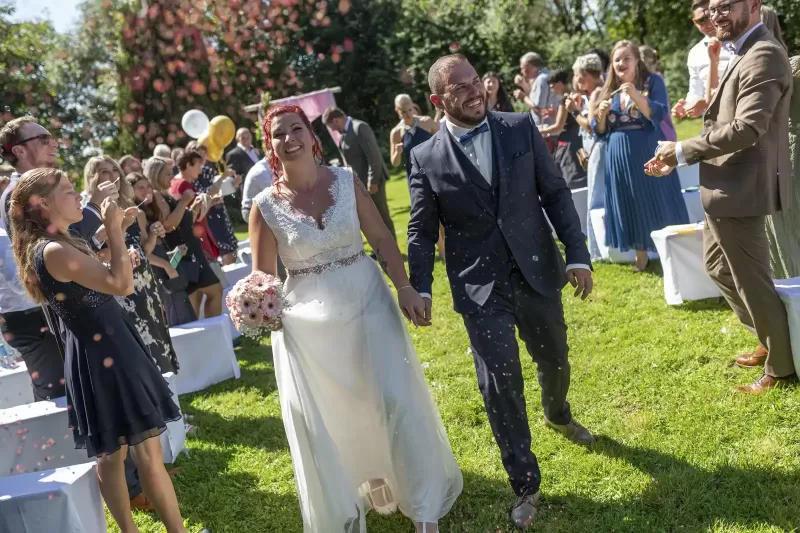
left=242, top=158, right=274, bottom=211
left=0, top=227, right=38, bottom=314
left=686, top=37, right=733, bottom=105
left=238, top=143, right=261, bottom=164
left=418, top=119, right=589, bottom=300
left=676, top=23, right=765, bottom=166
left=444, top=119, right=494, bottom=185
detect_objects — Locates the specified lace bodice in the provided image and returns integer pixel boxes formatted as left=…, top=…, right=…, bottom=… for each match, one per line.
left=254, top=166, right=364, bottom=274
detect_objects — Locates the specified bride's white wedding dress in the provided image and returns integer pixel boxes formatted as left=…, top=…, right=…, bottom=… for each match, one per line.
left=254, top=166, right=463, bottom=532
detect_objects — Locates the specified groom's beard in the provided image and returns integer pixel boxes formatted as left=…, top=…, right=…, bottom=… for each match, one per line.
left=444, top=102, right=488, bottom=128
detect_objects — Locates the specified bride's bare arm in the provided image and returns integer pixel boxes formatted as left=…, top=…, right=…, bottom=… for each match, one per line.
left=353, top=176, right=428, bottom=325
left=249, top=206, right=279, bottom=277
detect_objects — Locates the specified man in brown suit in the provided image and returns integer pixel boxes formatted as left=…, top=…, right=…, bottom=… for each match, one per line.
left=646, top=0, right=795, bottom=394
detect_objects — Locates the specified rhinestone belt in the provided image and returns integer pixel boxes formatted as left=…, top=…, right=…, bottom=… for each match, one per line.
left=287, top=251, right=366, bottom=278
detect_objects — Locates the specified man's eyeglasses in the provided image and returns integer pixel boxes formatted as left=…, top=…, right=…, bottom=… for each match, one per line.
left=708, top=0, right=746, bottom=18
left=693, top=14, right=710, bottom=25
left=13, top=133, right=55, bottom=148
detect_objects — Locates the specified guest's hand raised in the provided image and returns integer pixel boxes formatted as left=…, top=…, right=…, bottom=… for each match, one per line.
left=127, top=247, right=141, bottom=269
left=149, top=221, right=166, bottom=238
left=672, top=99, right=688, bottom=119
left=595, top=99, right=611, bottom=120
left=514, top=73, right=526, bottom=88
left=707, top=37, right=722, bottom=62
left=513, top=88, right=526, bottom=101
left=620, top=83, right=638, bottom=97
left=101, top=198, right=124, bottom=229
left=122, top=207, right=138, bottom=229
left=567, top=268, right=593, bottom=300
left=91, top=180, right=119, bottom=206
left=686, top=99, right=708, bottom=118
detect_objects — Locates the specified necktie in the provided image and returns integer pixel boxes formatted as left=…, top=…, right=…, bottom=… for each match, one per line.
left=458, top=122, right=489, bottom=145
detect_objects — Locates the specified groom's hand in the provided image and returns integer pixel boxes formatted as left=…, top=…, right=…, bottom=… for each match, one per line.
left=568, top=268, right=593, bottom=300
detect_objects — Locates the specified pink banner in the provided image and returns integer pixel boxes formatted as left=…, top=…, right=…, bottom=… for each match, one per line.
left=270, top=88, right=341, bottom=145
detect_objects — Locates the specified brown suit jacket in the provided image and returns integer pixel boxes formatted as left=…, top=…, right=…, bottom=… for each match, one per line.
left=682, top=24, right=793, bottom=217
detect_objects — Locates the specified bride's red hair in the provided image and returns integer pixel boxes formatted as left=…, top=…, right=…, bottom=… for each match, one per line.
left=260, top=105, right=323, bottom=183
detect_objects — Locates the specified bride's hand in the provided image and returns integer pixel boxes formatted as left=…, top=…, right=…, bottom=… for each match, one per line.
left=398, top=286, right=430, bottom=327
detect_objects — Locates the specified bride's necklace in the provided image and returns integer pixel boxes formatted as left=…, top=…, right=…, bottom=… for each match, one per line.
left=279, top=176, right=323, bottom=205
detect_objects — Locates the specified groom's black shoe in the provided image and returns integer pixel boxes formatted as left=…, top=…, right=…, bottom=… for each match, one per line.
left=510, top=490, right=540, bottom=529
left=544, top=417, right=596, bottom=447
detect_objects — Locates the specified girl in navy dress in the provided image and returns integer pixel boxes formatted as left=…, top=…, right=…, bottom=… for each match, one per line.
left=10, top=168, right=195, bottom=533
left=593, top=41, right=689, bottom=272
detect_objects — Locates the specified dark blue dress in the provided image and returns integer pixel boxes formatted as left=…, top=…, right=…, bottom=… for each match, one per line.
left=403, top=119, right=433, bottom=178
left=593, top=75, right=689, bottom=252
left=195, top=162, right=238, bottom=255
left=33, top=241, right=181, bottom=458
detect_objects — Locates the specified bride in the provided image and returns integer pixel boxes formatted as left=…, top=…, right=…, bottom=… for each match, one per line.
left=249, top=105, right=463, bottom=532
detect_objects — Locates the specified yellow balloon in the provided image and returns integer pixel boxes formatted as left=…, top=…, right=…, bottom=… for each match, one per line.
left=208, top=115, right=235, bottom=148
left=199, top=134, right=224, bottom=163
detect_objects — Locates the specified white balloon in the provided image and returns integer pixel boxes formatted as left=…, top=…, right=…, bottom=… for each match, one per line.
left=181, top=109, right=210, bottom=139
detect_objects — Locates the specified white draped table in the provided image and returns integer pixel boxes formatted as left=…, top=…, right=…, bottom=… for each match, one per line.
left=1, top=372, right=185, bottom=477
left=169, top=316, right=240, bottom=395
left=0, top=397, right=87, bottom=478
left=0, top=462, right=106, bottom=533
left=651, top=224, right=722, bottom=305
left=774, top=278, right=800, bottom=377
left=0, top=362, right=33, bottom=409
left=222, top=262, right=251, bottom=290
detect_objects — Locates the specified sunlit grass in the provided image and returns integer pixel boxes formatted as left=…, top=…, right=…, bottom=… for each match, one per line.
left=114, top=164, right=800, bottom=533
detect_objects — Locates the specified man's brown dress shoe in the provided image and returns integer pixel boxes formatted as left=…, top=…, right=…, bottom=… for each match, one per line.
left=735, top=373, right=796, bottom=395
left=735, top=345, right=768, bottom=368
left=129, top=493, right=155, bottom=511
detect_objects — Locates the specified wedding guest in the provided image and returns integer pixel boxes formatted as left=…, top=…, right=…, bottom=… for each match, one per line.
left=647, top=0, right=795, bottom=393
left=538, top=69, right=587, bottom=190
left=761, top=5, right=787, bottom=50
left=766, top=55, right=800, bottom=280
left=639, top=45, right=678, bottom=142
left=225, top=128, right=263, bottom=179
left=593, top=41, right=689, bottom=272
left=389, top=94, right=439, bottom=176
left=10, top=168, right=195, bottom=533
left=672, top=0, right=733, bottom=120
left=83, top=156, right=179, bottom=373
left=169, top=152, right=224, bottom=318
left=170, top=148, right=183, bottom=176
left=572, top=53, right=607, bottom=260
left=154, top=144, right=172, bottom=159
left=119, top=155, right=143, bottom=175
left=388, top=94, right=445, bottom=260
left=323, top=107, right=397, bottom=241
left=588, top=48, right=610, bottom=73
left=483, top=72, right=514, bottom=112
left=241, top=157, right=272, bottom=222
left=185, top=141, right=240, bottom=265
left=514, top=52, right=561, bottom=153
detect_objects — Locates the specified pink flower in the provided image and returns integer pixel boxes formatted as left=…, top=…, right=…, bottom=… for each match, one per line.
left=260, top=293, right=281, bottom=318
left=240, top=307, right=265, bottom=327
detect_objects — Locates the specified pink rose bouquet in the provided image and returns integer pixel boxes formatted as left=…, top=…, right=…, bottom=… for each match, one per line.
left=226, top=271, right=285, bottom=338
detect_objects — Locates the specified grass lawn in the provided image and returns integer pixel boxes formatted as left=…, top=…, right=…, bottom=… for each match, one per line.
left=116, top=145, right=800, bottom=533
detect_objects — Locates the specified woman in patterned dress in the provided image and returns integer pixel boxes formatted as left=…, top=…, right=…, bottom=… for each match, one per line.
left=83, top=156, right=179, bottom=373
left=185, top=140, right=241, bottom=265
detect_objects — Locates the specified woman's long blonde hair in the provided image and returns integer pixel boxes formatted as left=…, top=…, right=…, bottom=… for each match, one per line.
left=83, top=155, right=134, bottom=208
left=9, top=168, right=94, bottom=304
left=600, top=40, right=652, bottom=102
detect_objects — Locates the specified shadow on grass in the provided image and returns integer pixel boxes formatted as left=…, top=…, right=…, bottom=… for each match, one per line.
left=189, top=409, right=288, bottom=451
left=679, top=297, right=730, bottom=313
left=174, top=447, right=302, bottom=533
left=531, top=436, right=800, bottom=532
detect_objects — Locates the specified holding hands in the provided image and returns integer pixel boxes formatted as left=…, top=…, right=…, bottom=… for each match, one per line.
left=397, top=286, right=431, bottom=328
left=644, top=141, right=678, bottom=177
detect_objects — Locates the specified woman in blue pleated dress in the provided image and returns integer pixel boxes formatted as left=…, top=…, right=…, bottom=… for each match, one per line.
left=593, top=41, right=689, bottom=272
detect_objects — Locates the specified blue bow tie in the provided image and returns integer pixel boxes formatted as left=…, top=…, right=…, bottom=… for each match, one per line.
left=458, top=122, right=489, bottom=145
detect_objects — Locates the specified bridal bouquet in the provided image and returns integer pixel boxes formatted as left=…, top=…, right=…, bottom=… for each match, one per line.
left=226, top=271, right=285, bottom=338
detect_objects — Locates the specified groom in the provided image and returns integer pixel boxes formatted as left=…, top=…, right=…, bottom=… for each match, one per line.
left=407, top=54, right=594, bottom=528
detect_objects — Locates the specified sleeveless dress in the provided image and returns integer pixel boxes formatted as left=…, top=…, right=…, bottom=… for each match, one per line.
left=254, top=167, right=462, bottom=532
left=195, top=162, right=238, bottom=255
left=593, top=75, right=689, bottom=252
left=402, top=118, right=433, bottom=179
left=33, top=241, right=181, bottom=458
left=114, top=222, right=179, bottom=373
left=162, top=194, right=220, bottom=294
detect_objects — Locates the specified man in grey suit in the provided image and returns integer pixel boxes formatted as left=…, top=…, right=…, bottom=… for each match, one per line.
left=323, top=107, right=396, bottom=240
left=407, top=54, right=594, bottom=529
left=647, top=0, right=795, bottom=394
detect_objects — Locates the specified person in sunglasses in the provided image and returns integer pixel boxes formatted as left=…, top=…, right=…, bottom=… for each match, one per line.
left=672, top=0, right=733, bottom=120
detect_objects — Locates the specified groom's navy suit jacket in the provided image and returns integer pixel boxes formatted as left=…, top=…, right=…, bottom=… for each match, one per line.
left=407, top=111, right=590, bottom=315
